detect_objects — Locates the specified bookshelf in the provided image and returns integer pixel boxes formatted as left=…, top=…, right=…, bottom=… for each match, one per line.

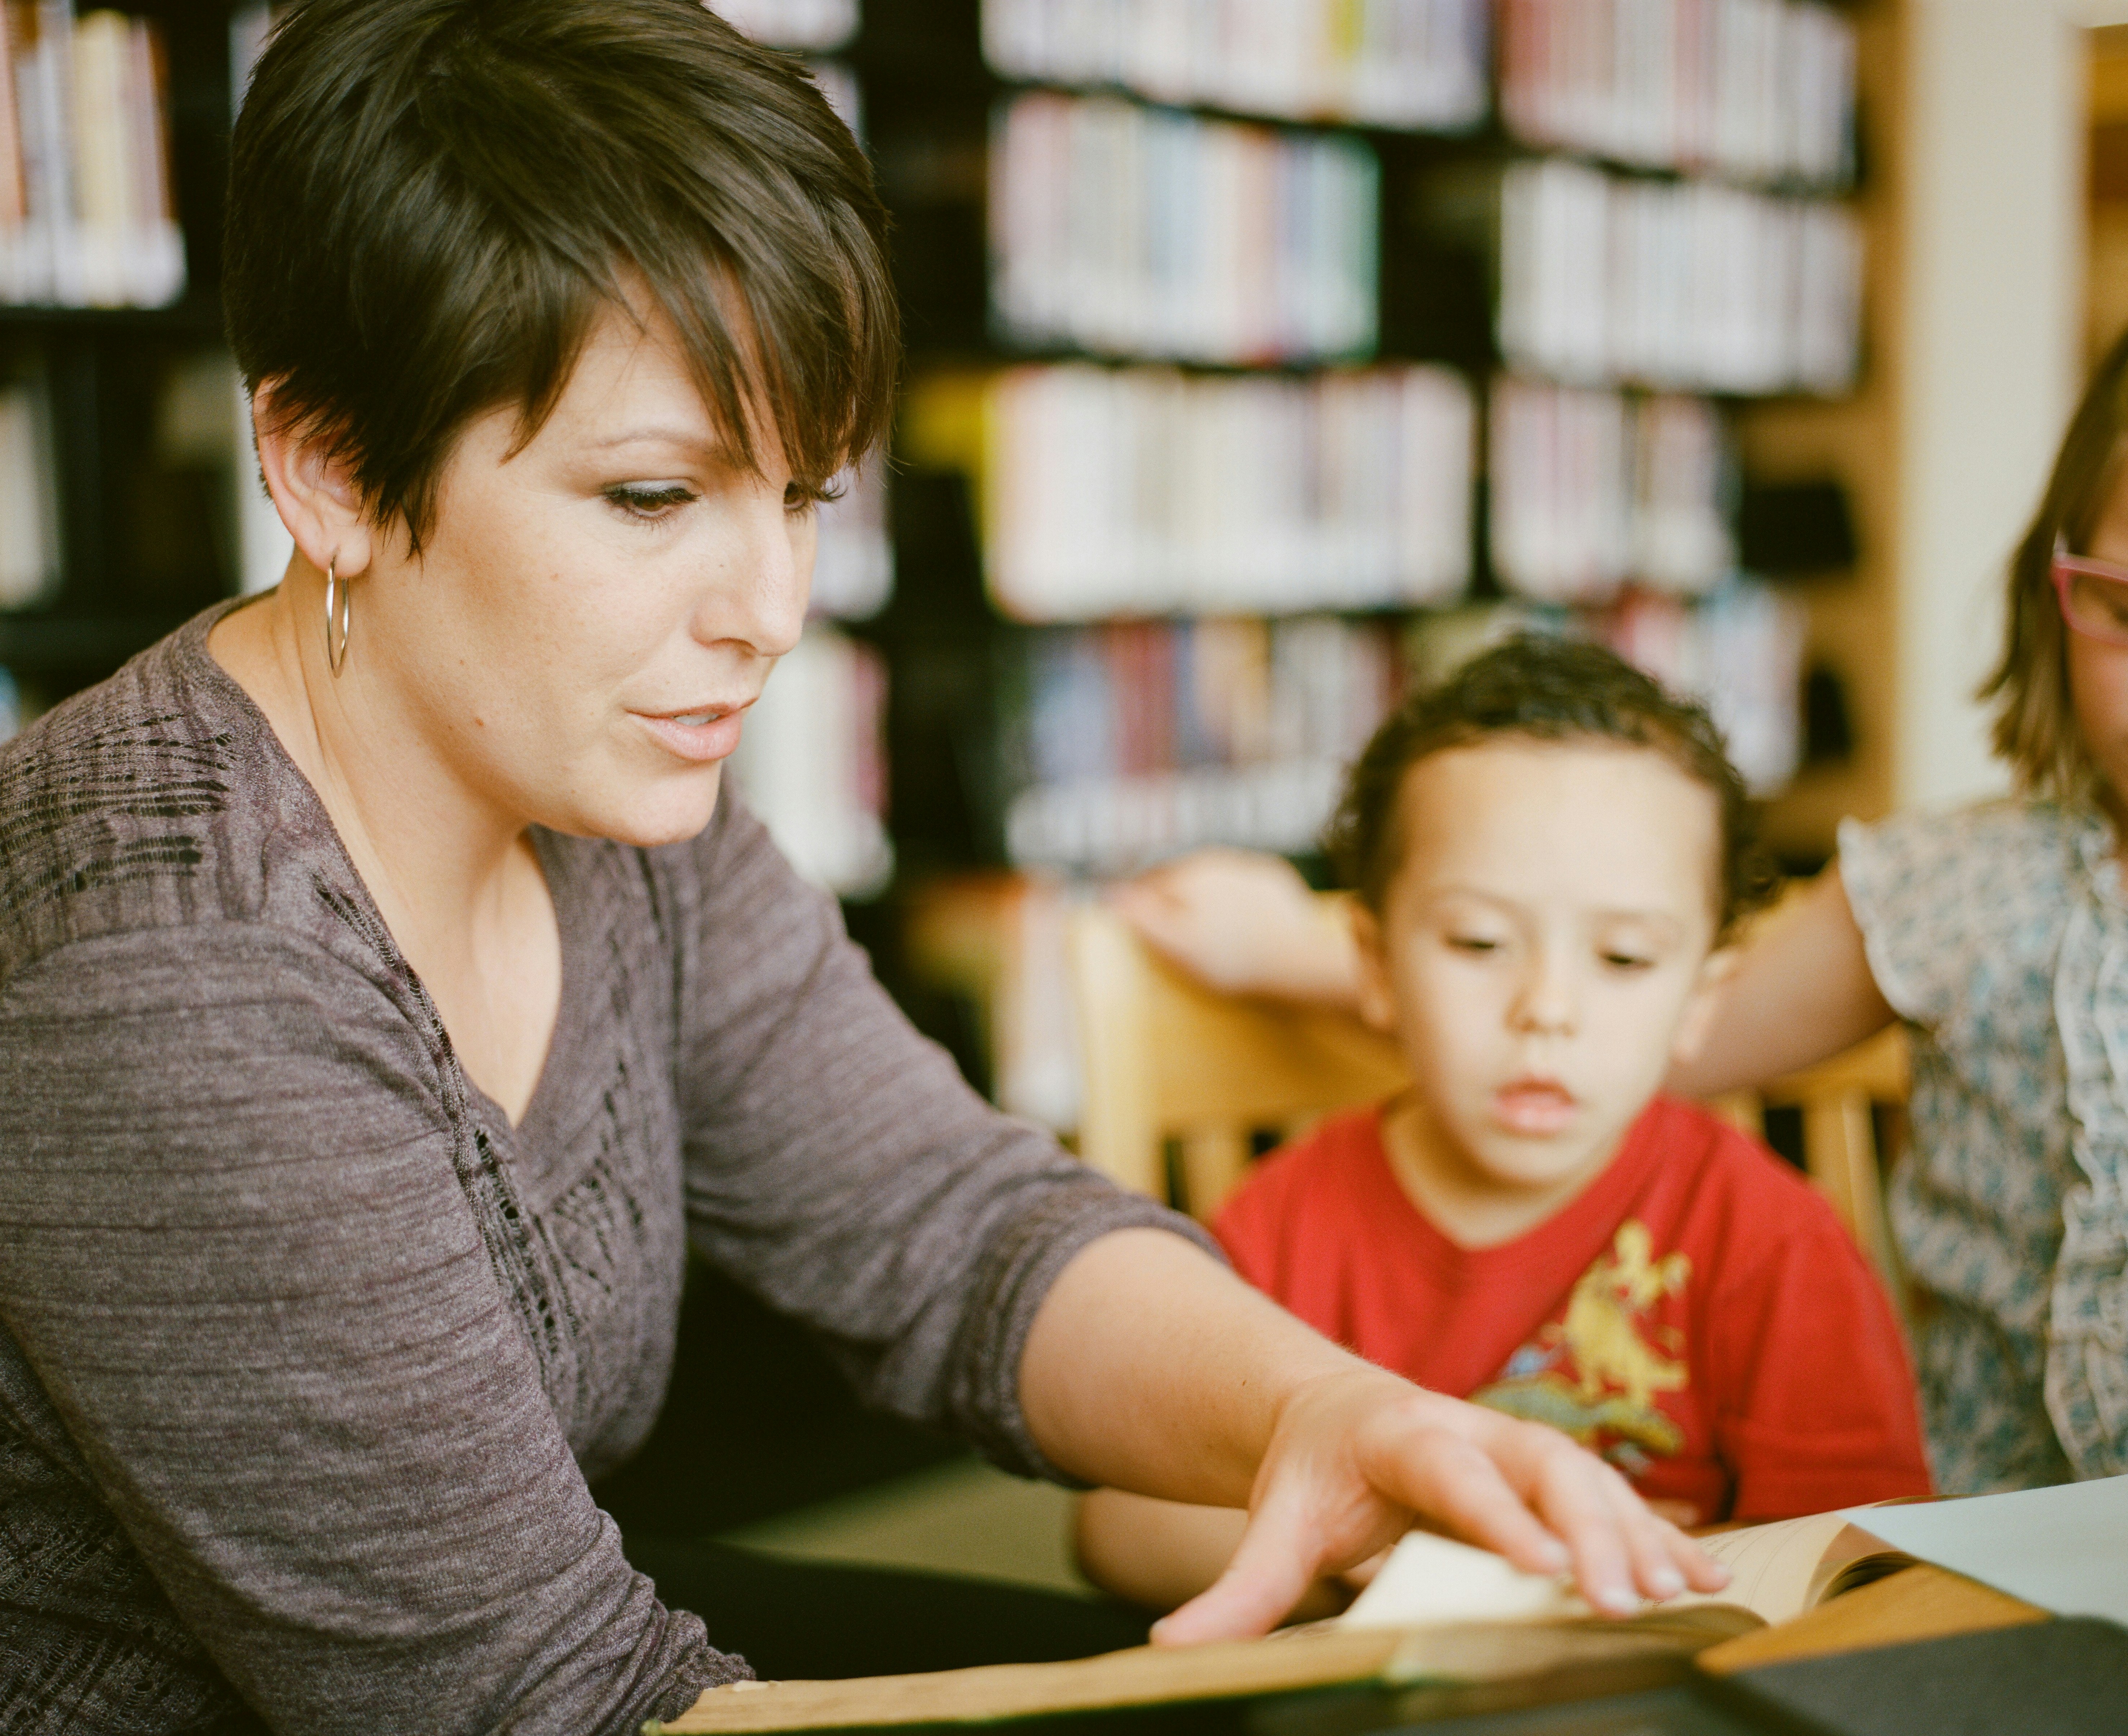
left=848, top=0, right=1875, bottom=1130
left=0, top=1, right=242, bottom=734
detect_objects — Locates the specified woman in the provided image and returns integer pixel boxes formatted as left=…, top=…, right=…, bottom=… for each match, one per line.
left=0, top=4, right=1716, bottom=1732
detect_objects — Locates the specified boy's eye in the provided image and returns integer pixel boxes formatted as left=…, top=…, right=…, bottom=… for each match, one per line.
left=1447, top=935, right=1502, bottom=954
left=604, top=482, right=697, bottom=521
left=1600, top=950, right=1656, bottom=971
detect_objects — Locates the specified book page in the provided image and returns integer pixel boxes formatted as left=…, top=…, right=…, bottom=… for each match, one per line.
left=1666, top=1512, right=1855, bottom=1625
left=1340, top=1532, right=1589, bottom=1628
left=1838, top=1474, right=2128, bottom=1622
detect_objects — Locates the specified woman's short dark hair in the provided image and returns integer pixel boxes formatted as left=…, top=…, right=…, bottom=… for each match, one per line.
left=1325, top=635, right=1778, bottom=939
left=224, top=0, right=897, bottom=549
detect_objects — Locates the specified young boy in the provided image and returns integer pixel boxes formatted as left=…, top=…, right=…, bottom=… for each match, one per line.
left=1078, top=637, right=1929, bottom=1617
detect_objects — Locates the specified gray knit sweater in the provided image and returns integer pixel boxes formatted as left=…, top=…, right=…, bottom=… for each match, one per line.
left=0, top=607, right=1200, bottom=1735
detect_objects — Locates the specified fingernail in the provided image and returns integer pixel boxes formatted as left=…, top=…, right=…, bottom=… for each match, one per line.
left=1596, top=1582, right=1637, bottom=1615
left=1535, top=1538, right=1570, bottom=1573
left=1650, top=1567, right=1685, bottom=1599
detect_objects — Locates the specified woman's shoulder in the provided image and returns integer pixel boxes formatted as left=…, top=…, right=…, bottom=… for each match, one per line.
left=0, top=607, right=375, bottom=995
left=1838, top=796, right=2091, bottom=897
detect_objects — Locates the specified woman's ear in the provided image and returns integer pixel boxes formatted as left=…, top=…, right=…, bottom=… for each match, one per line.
left=251, top=380, right=376, bottom=579
left=1669, top=944, right=1739, bottom=1066
left=1349, top=901, right=1399, bottom=1033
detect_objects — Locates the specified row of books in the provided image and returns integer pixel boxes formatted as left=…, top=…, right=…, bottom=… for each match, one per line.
left=0, top=4, right=184, bottom=308
left=1002, top=615, right=1401, bottom=872
left=990, top=92, right=1379, bottom=365
left=1500, top=0, right=1857, bottom=189
left=981, top=0, right=1489, bottom=133
left=997, top=578, right=1804, bottom=876
left=1489, top=380, right=1734, bottom=602
left=1496, top=155, right=1862, bottom=394
left=979, top=362, right=1473, bottom=620
left=730, top=624, right=892, bottom=898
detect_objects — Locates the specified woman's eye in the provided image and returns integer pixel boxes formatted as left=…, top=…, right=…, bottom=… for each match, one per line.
left=785, top=479, right=839, bottom=513
left=604, top=483, right=696, bottom=521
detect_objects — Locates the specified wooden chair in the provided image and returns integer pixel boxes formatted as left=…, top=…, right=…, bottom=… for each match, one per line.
left=1067, top=901, right=1404, bottom=1219
left=1707, top=1026, right=1910, bottom=1302
left=1068, top=899, right=1912, bottom=1302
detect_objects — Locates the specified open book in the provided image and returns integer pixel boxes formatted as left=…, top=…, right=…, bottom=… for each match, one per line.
left=650, top=1513, right=1908, bottom=1733
left=1344, top=1511, right=1912, bottom=1633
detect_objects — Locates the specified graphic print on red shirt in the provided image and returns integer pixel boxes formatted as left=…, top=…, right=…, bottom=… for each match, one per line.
left=1212, top=1097, right=1931, bottom=1523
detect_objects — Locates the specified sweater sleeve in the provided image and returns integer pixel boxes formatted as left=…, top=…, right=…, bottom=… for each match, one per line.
left=0, top=924, right=736, bottom=1736
left=670, top=793, right=1219, bottom=1480
left=1704, top=1179, right=1934, bottom=1520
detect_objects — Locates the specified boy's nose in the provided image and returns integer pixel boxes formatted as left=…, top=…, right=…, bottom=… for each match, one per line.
left=1510, top=959, right=1579, bottom=1035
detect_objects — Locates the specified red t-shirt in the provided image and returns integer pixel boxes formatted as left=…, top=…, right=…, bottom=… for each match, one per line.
left=1213, top=1096, right=1931, bottom=1523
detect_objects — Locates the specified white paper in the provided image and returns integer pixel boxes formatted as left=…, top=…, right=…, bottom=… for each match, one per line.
left=1838, top=1475, right=2128, bottom=1624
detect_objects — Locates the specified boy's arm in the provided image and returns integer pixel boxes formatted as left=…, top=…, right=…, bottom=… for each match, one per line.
left=1666, top=870, right=1896, bottom=1098
left=1075, top=1492, right=1254, bottom=1613
left=1074, top=1490, right=1376, bottom=1621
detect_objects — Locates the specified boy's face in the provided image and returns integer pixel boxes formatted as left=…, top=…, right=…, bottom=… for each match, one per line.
left=1354, top=738, right=1728, bottom=1225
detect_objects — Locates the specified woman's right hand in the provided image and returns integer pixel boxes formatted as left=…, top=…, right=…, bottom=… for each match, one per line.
left=1108, top=849, right=1365, bottom=1010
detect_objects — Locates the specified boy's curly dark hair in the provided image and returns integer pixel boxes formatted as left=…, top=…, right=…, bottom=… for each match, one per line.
left=1325, top=635, right=1780, bottom=939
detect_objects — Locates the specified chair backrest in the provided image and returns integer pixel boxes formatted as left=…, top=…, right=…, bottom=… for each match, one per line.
left=1707, top=1026, right=1910, bottom=1303
left=1067, top=901, right=1406, bottom=1219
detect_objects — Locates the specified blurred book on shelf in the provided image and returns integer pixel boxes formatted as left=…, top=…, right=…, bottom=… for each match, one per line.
left=1490, top=156, right=1862, bottom=393
left=1500, top=0, right=1856, bottom=189
left=990, top=92, right=1379, bottom=364
left=1, top=2, right=185, bottom=309
left=1489, top=380, right=1735, bottom=601
left=810, top=462, right=893, bottom=621
left=910, top=363, right=1472, bottom=621
left=981, top=0, right=1491, bottom=133
left=730, top=624, right=893, bottom=900
left=999, top=614, right=1401, bottom=874
left=0, top=369, right=58, bottom=607
left=705, top=0, right=857, bottom=52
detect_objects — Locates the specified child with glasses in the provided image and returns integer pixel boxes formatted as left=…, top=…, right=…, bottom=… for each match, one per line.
left=1077, top=639, right=1928, bottom=1622
left=1114, top=330, right=2128, bottom=1500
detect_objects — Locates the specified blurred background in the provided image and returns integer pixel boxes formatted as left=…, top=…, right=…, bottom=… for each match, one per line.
left=1, top=0, right=2120, bottom=1593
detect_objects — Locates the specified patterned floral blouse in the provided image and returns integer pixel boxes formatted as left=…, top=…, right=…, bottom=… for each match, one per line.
left=1841, top=801, right=2128, bottom=1492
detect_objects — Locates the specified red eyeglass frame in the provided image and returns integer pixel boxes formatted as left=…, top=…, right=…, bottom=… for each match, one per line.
left=2051, top=538, right=2128, bottom=648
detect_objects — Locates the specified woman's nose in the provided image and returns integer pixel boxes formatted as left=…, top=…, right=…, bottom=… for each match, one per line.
left=693, top=479, right=809, bottom=659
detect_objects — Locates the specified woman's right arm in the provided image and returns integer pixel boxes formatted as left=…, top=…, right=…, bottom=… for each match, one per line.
left=0, top=928, right=728, bottom=1736
left=1666, top=869, right=1898, bottom=1098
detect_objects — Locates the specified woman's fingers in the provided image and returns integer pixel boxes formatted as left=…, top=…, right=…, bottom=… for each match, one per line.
left=1359, top=1401, right=1725, bottom=1613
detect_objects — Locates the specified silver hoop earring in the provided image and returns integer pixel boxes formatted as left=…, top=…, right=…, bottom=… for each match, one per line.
left=323, top=557, right=351, bottom=676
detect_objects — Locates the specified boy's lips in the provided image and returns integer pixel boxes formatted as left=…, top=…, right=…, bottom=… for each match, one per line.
left=1492, top=1077, right=1579, bottom=1136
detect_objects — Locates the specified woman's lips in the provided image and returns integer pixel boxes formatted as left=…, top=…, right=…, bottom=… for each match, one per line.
left=1492, top=1078, right=1579, bottom=1136
left=635, top=703, right=750, bottom=764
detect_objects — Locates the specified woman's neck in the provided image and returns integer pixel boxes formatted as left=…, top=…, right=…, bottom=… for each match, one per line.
left=208, top=580, right=562, bottom=1124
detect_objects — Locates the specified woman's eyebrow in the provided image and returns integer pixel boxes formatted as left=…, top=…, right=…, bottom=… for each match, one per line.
left=591, top=424, right=723, bottom=454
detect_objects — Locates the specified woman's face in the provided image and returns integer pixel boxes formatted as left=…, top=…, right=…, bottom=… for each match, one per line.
left=357, top=299, right=816, bottom=849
